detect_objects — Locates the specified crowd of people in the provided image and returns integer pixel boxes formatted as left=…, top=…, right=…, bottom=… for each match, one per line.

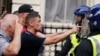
left=0, top=3, right=100, bottom=56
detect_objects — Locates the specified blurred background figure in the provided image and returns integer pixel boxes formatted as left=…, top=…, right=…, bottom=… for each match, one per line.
left=17, top=4, right=34, bottom=26
left=0, top=11, right=7, bottom=19
left=16, top=4, right=34, bottom=32
left=13, top=11, right=18, bottom=16
left=0, top=13, right=1, bottom=19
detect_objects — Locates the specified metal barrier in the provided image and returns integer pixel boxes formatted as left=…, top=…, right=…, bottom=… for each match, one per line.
left=43, top=23, right=73, bottom=56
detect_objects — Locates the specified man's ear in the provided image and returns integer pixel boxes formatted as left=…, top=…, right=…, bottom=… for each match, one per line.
left=29, top=21, right=34, bottom=26
left=20, top=13, right=25, bottom=18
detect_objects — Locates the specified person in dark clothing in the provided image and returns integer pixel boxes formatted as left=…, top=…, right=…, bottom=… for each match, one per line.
left=38, top=26, right=45, bottom=56
left=75, top=4, right=100, bottom=56
left=58, top=36, right=72, bottom=56
left=18, top=11, right=80, bottom=56
left=18, top=30, right=45, bottom=56
left=58, top=5, right=90, bottom=56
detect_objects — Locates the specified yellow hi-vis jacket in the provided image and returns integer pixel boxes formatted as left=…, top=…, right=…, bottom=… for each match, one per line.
left=88, top=34, right=100, bottom=56
left=68, top=34, right=100, bottom=56
left=68, top=33, right=81, bottom=56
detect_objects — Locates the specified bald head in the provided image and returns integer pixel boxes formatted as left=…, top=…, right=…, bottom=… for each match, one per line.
left=3, top=14, right=18, bottom=22
left=1, top=14, right=19, bottom=30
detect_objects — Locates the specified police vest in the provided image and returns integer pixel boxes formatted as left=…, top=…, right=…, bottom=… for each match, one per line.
left=68, top=33, right=80, bottom=56
left=88, top=34, right=100, bottom=56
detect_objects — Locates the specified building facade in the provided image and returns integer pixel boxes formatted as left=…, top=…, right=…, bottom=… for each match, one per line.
left=0, top=0, right=100, bottom=56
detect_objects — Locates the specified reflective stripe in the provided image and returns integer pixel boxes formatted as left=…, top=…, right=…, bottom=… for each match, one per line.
left=68, top=34, right=80, bottom=56
left=88, top=37, right=97, bottom=56
left=88, top=34, right=100, bottom=56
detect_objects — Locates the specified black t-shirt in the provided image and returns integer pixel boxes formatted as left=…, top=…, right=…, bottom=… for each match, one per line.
left=18, top=30, right=45, bottom=56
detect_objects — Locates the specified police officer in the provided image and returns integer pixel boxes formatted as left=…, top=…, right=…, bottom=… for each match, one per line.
left=75, top=4, right=100, bottom=56
left=58, top=5, right=90, bottom=56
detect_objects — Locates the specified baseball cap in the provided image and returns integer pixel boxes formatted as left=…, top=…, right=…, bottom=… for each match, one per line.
left=18, top=4, right=34, bottom=13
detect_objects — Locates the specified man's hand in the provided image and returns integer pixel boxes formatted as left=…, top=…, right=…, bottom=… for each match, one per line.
left=15, top=19, right=23, bottom=30
left=70, top=26, right=82, bottom=33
